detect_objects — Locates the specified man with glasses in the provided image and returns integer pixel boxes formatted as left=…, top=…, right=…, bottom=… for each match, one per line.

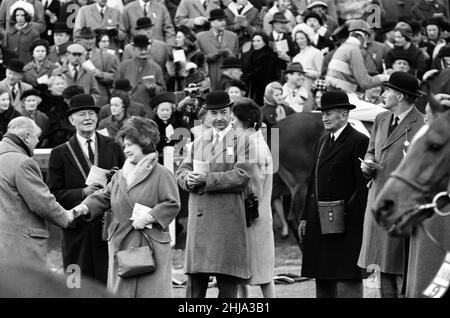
left=53, top=43, right=100, bottom=103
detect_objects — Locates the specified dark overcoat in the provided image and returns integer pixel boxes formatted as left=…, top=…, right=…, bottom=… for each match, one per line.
left=301, top=124, right=369, bottom=280
left=46, top=132, right=125, bottom=285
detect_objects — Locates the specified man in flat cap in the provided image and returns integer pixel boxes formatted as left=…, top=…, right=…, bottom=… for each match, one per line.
left=47, top=93, right=125, bottom=286
left=176, top=91, right=252, bottom=298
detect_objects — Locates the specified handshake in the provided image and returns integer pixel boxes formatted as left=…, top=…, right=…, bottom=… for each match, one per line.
left=66, top=204, right=90, bottom=224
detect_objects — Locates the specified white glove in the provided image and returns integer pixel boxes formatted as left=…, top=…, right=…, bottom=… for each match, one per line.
left=131, top=213, right=155, bottom=230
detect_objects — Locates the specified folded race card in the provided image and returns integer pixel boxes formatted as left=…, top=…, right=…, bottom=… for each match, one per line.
left=130, top=203, right=153, bottom=229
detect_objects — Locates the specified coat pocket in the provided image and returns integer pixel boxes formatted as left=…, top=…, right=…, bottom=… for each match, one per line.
left=107, top=219, right=121, bottom=241
left=28, top=228, right=49, bottom=239
left=145, top=228, right=171, bottom=244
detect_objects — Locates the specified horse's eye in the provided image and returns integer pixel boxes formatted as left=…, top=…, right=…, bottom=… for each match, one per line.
left=428, top=142, right=443, bottom=152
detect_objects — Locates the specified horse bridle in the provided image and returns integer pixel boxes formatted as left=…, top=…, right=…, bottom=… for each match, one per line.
left=390, top=172, right=450, bottom=217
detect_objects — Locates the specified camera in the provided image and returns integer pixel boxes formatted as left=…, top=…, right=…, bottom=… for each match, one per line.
left=245, top=192, right=259, bottom=227
left=184, top=83, right=201, bottom=98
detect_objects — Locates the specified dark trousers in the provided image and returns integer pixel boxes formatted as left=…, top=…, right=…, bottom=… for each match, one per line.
left=380, top=273, right=403, bottom=298
left=186, top=273, right=240, bottom=298
left=315, top=279, right=363, bottom=298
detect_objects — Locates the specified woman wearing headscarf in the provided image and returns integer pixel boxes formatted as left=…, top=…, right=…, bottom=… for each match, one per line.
left=73, top=117, right=180, bottom=297
left=243, top=32, right=280, bottom=105
left=260, top=81, right=294, bottom=240
left=97, top=90, right=130, bottom=138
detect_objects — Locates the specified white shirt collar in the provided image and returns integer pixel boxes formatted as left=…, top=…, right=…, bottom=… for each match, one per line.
left=76, top=132, right=96, bottom=158
left=395, top=106, right=413, bottom=124
left=96, top=3, right=106, bottom=12
left=139, top=0, right=150, bottom=8
left=332, top=123, right=348, bottom=141
left=213, top=123, right=232, bottom=142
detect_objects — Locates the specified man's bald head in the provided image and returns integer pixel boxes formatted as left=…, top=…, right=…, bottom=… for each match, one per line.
left=7, top=117, right=41, bottom=152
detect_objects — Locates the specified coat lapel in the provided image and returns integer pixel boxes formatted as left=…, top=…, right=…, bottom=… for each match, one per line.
left=96, top=132, right=110, bottom=168
left=318, top=124, right=352, bottom=168
left=127, top=157, right=158, bottom=192
left=381, top=108, right=419, bottom=151
left=194, top=0, right=207, bottom=15
left=67, top=135, right=91, bottom=178
left=208, top=30, right=220, bottom=48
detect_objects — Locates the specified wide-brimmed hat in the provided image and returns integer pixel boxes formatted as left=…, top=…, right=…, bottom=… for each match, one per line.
left=292, top=23, right=316, bottom=43
left=132, top=34, right=151, bottom=47
left=348, top=19, right=371, bottom=34
left=21, top=89, right=40, bottom=100
left=53, top=22, right=71, bottom=34
left=10, top=1, right=34, bottom=18
left=304, top=11, right=323, bottom=25
left=391, top=52, right=414, bottom=67
left=284, top=62, right=306, bottom=74
left=204, top=91, right=232, bottom=110
left=270, top=12, right=289, bottom=24
left=68, top=94, right=99, bottom=116
left=209, top=9, right=226, bottom=21
left=317, top=90, right=356, bottom=111
left=113, top=79, right=132, bottom=92
left=220, top=57, right=243, bottom=69
left=149, top=92, right=176, bottom=109
left=7, top=59, right=25, bottom=73
left=135, top=17, right=153, bottom=30
left=78, top=27, right=95, bottom=39
left=423, top=16, right=445, bottom=29
left=382, top=71, right=425, bottom=97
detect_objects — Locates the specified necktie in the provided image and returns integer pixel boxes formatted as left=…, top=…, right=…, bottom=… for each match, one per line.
left=100, top=8, right=104, bottom=19
left=87, top=139, right=95, bottom=164
left=73, top=66, right=79, bottom=81
left=203, top=0, right=208, bottom=11
left=11, top=86, right=17, bottom=100
left=326, top=134, right=334, bottom=151
left=143, top=4, right=148, bottom=16
left=212, top=133, right=220, bottom=150
left=278, top=34, right=282, bottom=41
left=389, top=116, right=399, bottom=136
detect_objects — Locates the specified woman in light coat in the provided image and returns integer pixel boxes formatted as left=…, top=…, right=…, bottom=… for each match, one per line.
left=232, top=98, right=275, bottom=298
left=74, top=117, right=180, bottom=298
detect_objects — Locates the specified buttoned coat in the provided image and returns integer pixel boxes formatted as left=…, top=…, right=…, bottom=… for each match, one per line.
left=358, top=107, right=424, bottom=275
left=174, top=0, right=221, bottom=29
left=47, top=132, right=125, bottom=284
left=196, top=29, right=239, bottom=91
left=4, top=23, right=41, bottom=64
left=301, top=124, right=369, bottom=280
left=89, top=48, right=120, bottom=98
left=115, top=58, right=165, bottom=118
left=23, top=59, right=57, bottom=88
left=121, top=0, right=175, bottom=46
left=176, top=127, right=252, bottom=279
left=73, top=3, right=126, bottom=44
left=0, top=79, right=32, bottom=113
left=52, top=62, right=101, bottom=103
left=0, top=136, right=69, bottom=268
left=122, top=40, right=171, bottom=77
left=82, top=156, right=180, bottom=297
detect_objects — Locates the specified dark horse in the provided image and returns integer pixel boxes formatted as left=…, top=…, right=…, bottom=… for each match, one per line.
left=373, top=94, right=450, bottom=298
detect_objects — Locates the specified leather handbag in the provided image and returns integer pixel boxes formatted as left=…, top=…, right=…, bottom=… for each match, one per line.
left=116, top=231, right=155, bottom=278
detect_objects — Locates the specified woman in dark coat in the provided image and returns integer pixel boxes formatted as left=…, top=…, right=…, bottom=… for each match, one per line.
left=243, top=32, right=280, bottom=106
left=0, top=89, right=21, bottom=139
left=37, top=74, right=75, bottom=147
left=150, top=92, right=190, bottom=164
left=97, top=90, right=130, bottom=138
left=23, top=39, right=57, bottom=88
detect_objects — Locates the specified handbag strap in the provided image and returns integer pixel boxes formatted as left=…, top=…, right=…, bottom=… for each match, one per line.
left=141, top=230, right=155, bottom=251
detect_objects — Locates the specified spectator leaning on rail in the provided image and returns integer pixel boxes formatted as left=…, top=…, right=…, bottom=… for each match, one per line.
left=0, top=117, right=77, bottom=269
left=325, top=20, right=389, bottom=93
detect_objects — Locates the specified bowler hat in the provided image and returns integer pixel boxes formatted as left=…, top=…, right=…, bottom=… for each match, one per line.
left=132, top=34, right=151, bottom=47
left=20, top=89, right=40, bottom=100
left=78, top=27, right=95, bottom=39
left=220, top=57, right=243, bottom=69
left=149, top=92, right=177, bottom=109
left=317, top=90, right=356, bottom=111
left=209, top=9, right=226, bottom=21
left=270, top=12, right=289, bottom=24
left=113, top=79, right=132, bottom=92
left=284, top=62, right=305, bottom=74
left=381, top=21, right=397, bottom=34
left=391, top=52, right=414, bottom=67
left=7, top=59, right=24, bottom=73
left=135, top=17, right=153, bottom=30
left=204, top=91, right=232, bottom=110
left=53, top=22, right=71, bottom=34
left=304, top=11, right=323, bottom=25
left=423, top=17, right=445, bottom=29
left=382, top=71, right=425, bottom=97
left=68, top=94, right=99, bottom=116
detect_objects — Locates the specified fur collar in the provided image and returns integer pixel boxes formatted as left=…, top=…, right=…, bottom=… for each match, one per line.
left=122, top=152, right=157, bottom=186
left=227, top=1, right=254, bottom=16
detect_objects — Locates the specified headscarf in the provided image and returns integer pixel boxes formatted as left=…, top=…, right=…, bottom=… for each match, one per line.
left=263, top=82, right=289, bottom=121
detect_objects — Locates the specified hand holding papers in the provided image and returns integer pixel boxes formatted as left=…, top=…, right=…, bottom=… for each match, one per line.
left=130, top=203, right=153, bottom=229
left=85, top=166, right=110, bottom=187
left=274, top=39, right=289, bottom=53
left=359, top=158, right=383, bottom=170
left=173, top=49, right=186, bottom=63
left=193, top=159, right=209, bottom=173
left=36, top=74, right=49, bottom=84
left=82, top=60, right=96, bottom=71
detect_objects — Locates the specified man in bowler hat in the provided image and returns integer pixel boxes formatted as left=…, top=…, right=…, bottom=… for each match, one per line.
left=47, top=93, right=125, bottom=286
left=0, top=59, right=32, bottom=113
left=358, top=71, right=424, bottom=298
left=299, top=90, right=369, bottom=298
left=176, top=91, right=252, bottom=298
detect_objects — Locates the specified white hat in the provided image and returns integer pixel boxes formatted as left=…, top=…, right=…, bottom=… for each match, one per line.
left=10, top=1, right=35, bottom=18
left=292, top=23, right=315, bottom=43
left=307, top=1, right=328, bottom=9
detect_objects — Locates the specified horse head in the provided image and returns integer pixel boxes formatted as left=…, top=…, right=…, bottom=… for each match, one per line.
left=373, top=91, right=450, bottom=236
